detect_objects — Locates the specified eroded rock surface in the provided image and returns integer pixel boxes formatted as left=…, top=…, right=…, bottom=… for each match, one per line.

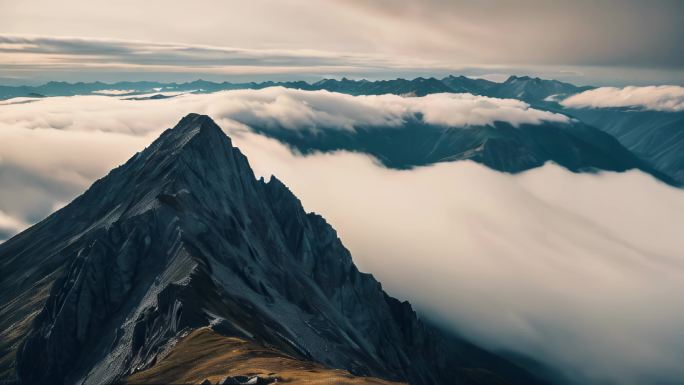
left=3, top=114, right=548, bottom=385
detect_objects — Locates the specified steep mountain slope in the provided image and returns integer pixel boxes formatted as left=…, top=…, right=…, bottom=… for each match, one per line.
left=564, top=108, right=684, bottom=184
left=244, top=118, right=673, bottom=183
left=0, top=114, right=548, bottom=385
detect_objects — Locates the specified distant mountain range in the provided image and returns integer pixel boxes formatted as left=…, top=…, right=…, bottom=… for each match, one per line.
left=244, top=116, right=673, bottom=184
left=1, top=75, right=681, bottom=185
left=0, top=114, right=550, bottom=385
left=0, top=75, right=588, bottom=104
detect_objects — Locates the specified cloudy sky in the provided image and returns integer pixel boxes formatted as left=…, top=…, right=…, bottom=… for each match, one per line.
left=1, top=0, right=683, bottom=85
left=1, top=2, right=684, bottom=384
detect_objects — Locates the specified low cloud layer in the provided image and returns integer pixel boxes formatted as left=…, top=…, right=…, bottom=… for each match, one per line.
left=240, top=133, right=684, bottom=385
left=0, top=89, right=567, bottom=235
left=203, top=88, right=568, bottom=130
left=562, top=85, right=684, bottom=112
left=92, top=89, right=135, bottom=95
left=1, top=91, right=683, bottom=384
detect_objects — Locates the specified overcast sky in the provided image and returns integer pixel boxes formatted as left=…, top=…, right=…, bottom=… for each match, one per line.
left=1, top=0, right=683, bottom=85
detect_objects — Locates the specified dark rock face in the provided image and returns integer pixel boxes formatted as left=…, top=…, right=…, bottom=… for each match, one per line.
left=3, top=114, right=548, bottom=385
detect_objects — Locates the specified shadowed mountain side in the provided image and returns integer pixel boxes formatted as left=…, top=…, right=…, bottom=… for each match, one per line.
left=564, top=108, right=684, bottom=184
left=243, top=118, right=674, bottom=184
left=0, top=114, right=549, bottom=385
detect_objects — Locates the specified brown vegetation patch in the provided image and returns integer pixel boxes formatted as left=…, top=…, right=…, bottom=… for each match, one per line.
left=126, top=328, right=404, bottom=385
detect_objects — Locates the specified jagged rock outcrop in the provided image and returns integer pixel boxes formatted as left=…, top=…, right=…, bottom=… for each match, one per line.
left=2, top=114, right=548, bottom=385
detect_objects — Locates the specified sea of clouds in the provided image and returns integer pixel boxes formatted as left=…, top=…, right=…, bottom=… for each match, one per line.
left=562, top=85, right=684, bottom=112
left=1, top=88, right=683, bottom=385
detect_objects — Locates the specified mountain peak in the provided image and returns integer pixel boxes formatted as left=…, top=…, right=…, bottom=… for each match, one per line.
left=173, top=113, right=224, bottom=136
left=154, top=113, right=233, bottom=155
left=41, top=113, right=253, bottom=234
left=3, top=115, right=549, bottom=385
left=506, top=75, right=533, bottom=82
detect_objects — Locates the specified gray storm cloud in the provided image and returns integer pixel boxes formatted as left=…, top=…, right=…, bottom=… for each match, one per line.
left=339, top=0, right=684, bottom=69
left=0, top=35, right=372, bottom=67
left=0, top=34, right=415, bottom=80
left=562, top=85, right=684, bottom=112
left=2, top=1, right=683, bottom=78
left=0, top=90, right=683, bottom=384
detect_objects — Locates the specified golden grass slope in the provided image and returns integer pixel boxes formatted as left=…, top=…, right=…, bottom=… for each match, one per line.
left=126, top=327, right=405, bottom=385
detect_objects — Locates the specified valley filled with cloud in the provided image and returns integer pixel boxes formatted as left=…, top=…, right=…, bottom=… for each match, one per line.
left=1, top=90, right=683, bottom=385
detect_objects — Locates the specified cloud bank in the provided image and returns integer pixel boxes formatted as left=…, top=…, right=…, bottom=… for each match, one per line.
left=1, top=90, right=683, bottom=384
left=200, top=88, right=568, bottom=130
left=562, top=85, right=684, bottom=112
left=241, top=133, right=684, bottom=385
left=92, top=89, right=135, bottom=95
left=0, top=34, right=415, bottom=80
left=0, top=88, right=567, bottom=236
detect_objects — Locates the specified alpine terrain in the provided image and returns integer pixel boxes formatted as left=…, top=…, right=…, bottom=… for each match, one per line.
left=0, top=114, right=549, bottom=385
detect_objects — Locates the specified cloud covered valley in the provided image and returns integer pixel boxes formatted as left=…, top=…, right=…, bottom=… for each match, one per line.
left=1, top=89, right=684, bottom=385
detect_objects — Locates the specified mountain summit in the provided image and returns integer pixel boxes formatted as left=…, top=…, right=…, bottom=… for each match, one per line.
left=1, top=114, right=548, bottom=385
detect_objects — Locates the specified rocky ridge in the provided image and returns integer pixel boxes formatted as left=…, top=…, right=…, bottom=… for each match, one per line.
left=2, top=114, right=549, bottom=385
